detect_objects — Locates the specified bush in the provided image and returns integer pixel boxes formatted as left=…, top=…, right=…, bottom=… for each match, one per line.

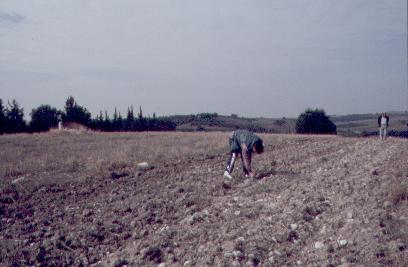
left=296, top=108, right=336, bottom=134
left=29, top=105, right=60, bottom=132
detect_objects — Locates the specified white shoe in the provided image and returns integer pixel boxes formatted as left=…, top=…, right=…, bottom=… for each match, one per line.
left=224, top=171, right=233, bottom=179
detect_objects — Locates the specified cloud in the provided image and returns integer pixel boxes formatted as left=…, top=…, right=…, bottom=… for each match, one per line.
left=0, top=12, right=24, bottom=24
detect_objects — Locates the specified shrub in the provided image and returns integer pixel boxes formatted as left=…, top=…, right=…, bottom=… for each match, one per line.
left=29, top=105, right=60, bottom=132
left=296, top=108, right=336, bottom=134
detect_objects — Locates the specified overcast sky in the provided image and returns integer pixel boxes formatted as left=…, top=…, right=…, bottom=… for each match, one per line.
left=0, top=0, right=406, bottom=118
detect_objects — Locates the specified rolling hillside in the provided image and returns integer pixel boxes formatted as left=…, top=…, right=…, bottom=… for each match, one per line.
left=168, top=112, right=408, bottom=137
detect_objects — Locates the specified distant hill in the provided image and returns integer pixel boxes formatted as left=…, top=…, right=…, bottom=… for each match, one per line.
left=331, top=112, right=408, bottom=137
left=167, top=112, right=408, bottom=137
left=167, top=113, right=295, bottom=133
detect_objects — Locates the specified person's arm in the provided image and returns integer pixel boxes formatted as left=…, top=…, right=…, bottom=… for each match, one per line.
left=241, top=144, right=254, bottom=177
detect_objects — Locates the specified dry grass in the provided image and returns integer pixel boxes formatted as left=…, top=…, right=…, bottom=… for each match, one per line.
left=0, top=131, right=232, bottom=192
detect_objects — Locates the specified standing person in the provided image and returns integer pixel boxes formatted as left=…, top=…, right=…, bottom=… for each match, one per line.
left=224, top=129, right=264, bottom=179
left=378, top=112, right=389, bottom=140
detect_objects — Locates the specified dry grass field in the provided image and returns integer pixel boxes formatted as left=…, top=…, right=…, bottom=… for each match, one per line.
left=1, top=131, right=408, bottom=266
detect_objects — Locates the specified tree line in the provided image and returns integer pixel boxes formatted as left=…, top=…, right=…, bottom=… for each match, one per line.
left=0, top=96, right=176, bottom=134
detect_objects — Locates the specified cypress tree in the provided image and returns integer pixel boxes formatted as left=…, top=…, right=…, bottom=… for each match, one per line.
left=104, top=110, right=111, bottom=131
left=0, top=99, right=5, bottom=134
left=6, top=100, right=26, bottom=133
left=126, top=105, right=135, bottom=131
left=117, top=112, right=124, bottom=131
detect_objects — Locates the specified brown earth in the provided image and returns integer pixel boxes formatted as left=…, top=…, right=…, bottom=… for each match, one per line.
left=1, top=132, right=407, bottom=266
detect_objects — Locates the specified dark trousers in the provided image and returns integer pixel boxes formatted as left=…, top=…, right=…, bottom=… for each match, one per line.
left=226, top=152, right=249, bottom=175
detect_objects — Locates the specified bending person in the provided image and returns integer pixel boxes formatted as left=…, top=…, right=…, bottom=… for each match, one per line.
left=224, top=129, right=264, bottom=179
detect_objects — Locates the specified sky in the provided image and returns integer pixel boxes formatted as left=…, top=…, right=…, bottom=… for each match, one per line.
left=0, top=0, right=406, bottom=119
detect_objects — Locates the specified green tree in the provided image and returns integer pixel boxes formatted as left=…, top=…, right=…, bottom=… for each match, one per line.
left=0, top=99, right=5, bottom=134
left=137, top=105, right=146, bottom=131
left=62, top=96, right=91, bottom=125
left=5, top=100, right=26, bottom=133
left=117, top=112, right=124, bottom=131
left=296, top=108, right=336, bottom=134
left=125, top=106, right=134, bottom=131
left=29, top=105, right=60, bottom=132
left=97, top=111, right=104, bottom=130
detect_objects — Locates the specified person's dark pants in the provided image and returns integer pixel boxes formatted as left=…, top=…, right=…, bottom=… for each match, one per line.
left=226, top=137, right=240, bottom=173
left=226, top=152, right=249, bottom=175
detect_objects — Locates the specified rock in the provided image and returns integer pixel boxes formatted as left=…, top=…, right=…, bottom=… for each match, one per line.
left=273, top=250, right=281, bottom=256
left=297, top=260, right=302, bottom=265
left=166, top=253, right=176, bottom=262
left=143, top=246, right=162, bottom=264
left=268, top=256, right=275, bottom=263
left=188, top=213, right=204, bottom=225
left=276, top=233, right=287, bottom=243
left=346, top=212, right=353, bottom=219
left=371, top=169, right=379, bottom=175
left=287, top=230, right=299, bottom=242
left=222, top=181, right=232, bottom=190
left=137, top=162, right=153, bottom=171
left=232, top=250, right=244, bottom=261
left=110, top=171, right=128, bottom=179
left=82, top=209, right=93, bottom=217
left=236, top=237, right=245, bottom=243
left=337, top=239, right=348, bottom=247
left=183, top=260, right=192, bottom=267
left=383, top=201, right=393, bottom=209
left=158, top=263, right=167, bottom=267
left=130, top=220, right=137, bottom=228
left=224, top=252, right=233, bottom=259
left=36, top=246, right=47, bottom=263
left=113, top=258, right=129, bottom=267
left=290, top=223, right=298, bottom=230
left=327, top=244, right=335, bottom=254
left=11, top=176, right=26, bottom=184
left=140, top=229, right=149, bottom=237
left=398, top=242, right=406, bottom=252
left=314, top=241, right=324, bottom=250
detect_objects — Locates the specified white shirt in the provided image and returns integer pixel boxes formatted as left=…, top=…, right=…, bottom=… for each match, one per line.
left=381, top=117, right=387, bottom=126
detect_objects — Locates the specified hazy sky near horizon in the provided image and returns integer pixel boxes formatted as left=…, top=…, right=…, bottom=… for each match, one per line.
left=0, top=0, right=406, bottom=118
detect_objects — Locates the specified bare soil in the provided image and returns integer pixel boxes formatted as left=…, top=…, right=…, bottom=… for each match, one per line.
left=1, top=132, right=407, bottom=266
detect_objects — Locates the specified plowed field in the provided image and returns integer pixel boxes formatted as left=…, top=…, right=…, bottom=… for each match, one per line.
left=1, top=132, right=407, bottom=266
